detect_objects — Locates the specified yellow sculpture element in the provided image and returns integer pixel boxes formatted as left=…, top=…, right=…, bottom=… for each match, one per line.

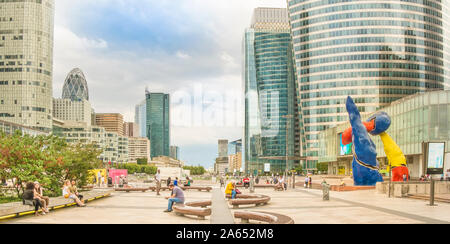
left=379, top=132, right=409, bottom=181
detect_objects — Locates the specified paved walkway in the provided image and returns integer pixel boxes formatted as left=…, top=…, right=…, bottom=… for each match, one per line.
left=3, top=183, right=450, bottom=224
left=210, top=187, right=234, bottom=224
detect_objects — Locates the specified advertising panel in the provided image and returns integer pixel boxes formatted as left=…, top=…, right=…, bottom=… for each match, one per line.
left=426, top=142, right=446, bottom=174
left=339, top=133, right=352, bottom=156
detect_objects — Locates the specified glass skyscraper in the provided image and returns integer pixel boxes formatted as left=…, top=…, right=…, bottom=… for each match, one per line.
left=244, top=8, right=299, bottom=174
left=145, top=91, right=170, bottom=158
left=135, top=100, right=147, bottom=137
left=0, top=0, right=55, bottom=133
left=287, top=0, right=448, bottom=170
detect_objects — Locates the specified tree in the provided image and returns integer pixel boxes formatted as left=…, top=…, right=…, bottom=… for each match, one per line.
left=317, top=163, right=329, bottom=174
left=137, top=158, right=148, bottom=165
left=183, top=165, right=206, bottom=176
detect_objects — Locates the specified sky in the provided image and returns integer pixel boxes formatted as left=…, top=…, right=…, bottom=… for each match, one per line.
left=53, top=0, right=287, bottom=168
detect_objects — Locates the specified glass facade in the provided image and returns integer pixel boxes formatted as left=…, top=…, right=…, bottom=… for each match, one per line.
left=62, top=68, right=89, bottom=101
left=287, top=0, right=448, bottom=170
left=0, top=0, right=55, bottom=133
left=146, top=92, right=170, bottom=158
left=135, top=100, right=146, bottom=137
left=244, top=8, right=299, bottom=174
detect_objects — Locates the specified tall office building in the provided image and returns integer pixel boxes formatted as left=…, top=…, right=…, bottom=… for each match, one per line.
left=0, top=0, right=55, bottom=132
left=53, top=98, right=92, bottom=126
left=95, top=113, right=124, bottom=136
left=135, top=100, right=146, bottom=137
left=218, top=139, right=229, bottom=158
left=287, top=0, right=448, bottom=170
left=243, top=8, right=299, bottom=174
left=62, top=68, right=89, bottom=101
left=146, top=91, right=170, bottom=158
left=170, top=146, right=180, bottom=160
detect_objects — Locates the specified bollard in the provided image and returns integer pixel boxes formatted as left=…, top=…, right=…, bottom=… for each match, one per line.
left=429, top=179, right=437, bottom=206
left=322, top=183, right=330, bottom=201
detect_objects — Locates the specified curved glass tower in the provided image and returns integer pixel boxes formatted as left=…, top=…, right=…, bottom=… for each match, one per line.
left=244, top=8, right=298, bottom=174
left=287, top=0, right=448, bottom=170
left=62, top=68, right=89, bottom=101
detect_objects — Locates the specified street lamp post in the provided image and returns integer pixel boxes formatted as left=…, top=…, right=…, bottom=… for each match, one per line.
left=282, top=114, right=293, bottom=188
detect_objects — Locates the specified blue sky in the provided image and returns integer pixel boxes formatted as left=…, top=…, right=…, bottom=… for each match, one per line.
left=53, top=0, right=286, bottom=169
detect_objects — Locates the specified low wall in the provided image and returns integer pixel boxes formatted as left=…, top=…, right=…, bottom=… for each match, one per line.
left=376, top=181, right=450, bottom=198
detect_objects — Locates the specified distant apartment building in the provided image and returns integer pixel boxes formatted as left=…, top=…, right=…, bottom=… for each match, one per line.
left=95, top=113, right=124, bottom=136
left=151, top=156, right=183, bottom=168
left=0, top=0, right=55, bottom=133
left=128, top=137, right=151, bottom=163
left=53, top=98, right=92, bottom=126
left=53, top=119, right=128, bottom=164
left=123, top=122, right=139, bottom=138
left=0, top=120, right=48, bottom=136
left=228, top=152, right=242, bottom=173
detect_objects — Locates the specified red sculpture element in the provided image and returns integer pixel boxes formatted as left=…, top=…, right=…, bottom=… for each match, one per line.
left=342, top=120, right=375, bottom=145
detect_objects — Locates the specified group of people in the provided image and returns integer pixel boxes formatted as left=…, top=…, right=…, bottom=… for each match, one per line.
left=22, top=179, right=85, bottom=216
left=166, top=176, right=191, bottom=187
left=304, top=176, right=313, bottom=189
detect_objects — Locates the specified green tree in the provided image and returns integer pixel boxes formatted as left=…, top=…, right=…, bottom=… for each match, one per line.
left=136, top=158, right=148, bottom=165
left=317, top=162, right=329, bottom=174
left=183, top=165, right=206, bottom=176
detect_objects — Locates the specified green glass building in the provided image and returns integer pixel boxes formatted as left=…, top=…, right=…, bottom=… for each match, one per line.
left=243, top=8, right=300, bottom=174
left=145, top=91, right=170, bottom=159
left=287, top=0, right=448, bottom=171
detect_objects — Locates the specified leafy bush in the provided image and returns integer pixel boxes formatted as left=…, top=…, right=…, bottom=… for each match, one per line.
left=183, top=165, right=206, bottom=176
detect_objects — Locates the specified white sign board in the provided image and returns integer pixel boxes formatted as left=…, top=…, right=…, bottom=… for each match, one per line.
left=264, top=163, right=271, bottom=172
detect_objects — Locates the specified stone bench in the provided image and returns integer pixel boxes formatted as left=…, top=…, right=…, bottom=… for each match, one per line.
left=173, top=204, right=212, bottom=220
left=114, top=188, right=149, bottom=193
left=0, top=189, right=113, bottom=220
left=234, top=211, right=294, bottom=224
left=185, top=200, right=212, bottom=208
left=180, top=186, right=212, bottom=192
left=148, top=186, right=171, bottom=192
left=228, top=194, right=271, bottom=209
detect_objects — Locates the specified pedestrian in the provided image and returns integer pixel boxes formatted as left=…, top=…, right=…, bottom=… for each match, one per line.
left=167, top=177, right=172, bottom=187
left=174, top=177, right=179, bottom=186
left=219, top=176, right=225, bottom=188
left=309, top=176, right=312, bottom=189
left=155, top=169, right=161, bottom=196
left=97, top=171, right=101, bottom=187
left=164, top=184, right=185, bottom=213
left=306, top=176, right=309, bottom=188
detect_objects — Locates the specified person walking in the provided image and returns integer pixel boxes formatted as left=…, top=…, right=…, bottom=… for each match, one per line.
left=304, top=176, right=309, bottom=188
left=309, top=176, right=313, bottom=189
left=167, top=177, right=172, bottom=187
left=164, top=184, right=185, bottom=213
left=155, top=169, right=161, bottom=196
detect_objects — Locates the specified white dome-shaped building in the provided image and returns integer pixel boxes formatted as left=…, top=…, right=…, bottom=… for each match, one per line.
left=62, top=68, right=89, bottom=101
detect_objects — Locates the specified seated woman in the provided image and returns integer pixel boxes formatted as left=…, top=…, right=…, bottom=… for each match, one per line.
left=70, top=180, right=83, bottom=201
left=34, top=182, right=49, bottom=213
left=184, top=177, right=191, bottom=187
left=225, top=181, right=237, bottom=199
left=63, top=180, right=85, bottom=207
left=23, top=182, right=45, bottom=216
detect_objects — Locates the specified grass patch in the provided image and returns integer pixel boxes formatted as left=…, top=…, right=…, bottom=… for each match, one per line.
left=0, top=197, right=21, bottom=204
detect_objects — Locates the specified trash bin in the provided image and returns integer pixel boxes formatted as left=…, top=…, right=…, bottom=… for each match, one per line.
left=108, top=177, right=113, bottom=187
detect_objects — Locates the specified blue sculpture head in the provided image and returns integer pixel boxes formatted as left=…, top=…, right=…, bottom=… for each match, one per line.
left=367, top=112, right=391, bottom=136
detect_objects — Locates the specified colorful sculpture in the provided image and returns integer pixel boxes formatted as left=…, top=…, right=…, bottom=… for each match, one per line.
left=343, top=96, right=409, bottom=184
left=345, top=97, right=383, bottom=186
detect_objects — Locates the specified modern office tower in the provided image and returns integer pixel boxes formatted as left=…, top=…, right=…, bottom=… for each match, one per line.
left=53, top=98, right=92, bottom=126
left=218, top=139, right=229, bottom=158
left=128, top=137, right=151, bottom=163
left=135, top=100, right=147, bottom=137
left=145, top=91, right=170, bottom=158
left=62, top=68, right=89, bottom=101
left=170, top=146, right=180, bottom=160
left=123, top=122, right=139, bottom=138
left=95, top=113, right=124, bottom=136
left=243, top=8, right=298, bottom=174
left=0, top=0, right=55, bottom=133
left=228, top=139, right=242, bottom=155
left=287, top=0, right=448, bottom=170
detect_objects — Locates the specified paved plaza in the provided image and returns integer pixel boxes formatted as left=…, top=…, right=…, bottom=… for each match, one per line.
left=2, top=182, right=450, bottom=224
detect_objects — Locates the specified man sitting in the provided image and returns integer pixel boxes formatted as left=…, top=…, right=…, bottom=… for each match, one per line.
left=164, top=184, right=185, bottom=213
left=243, top=176, right=250, bottom=188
